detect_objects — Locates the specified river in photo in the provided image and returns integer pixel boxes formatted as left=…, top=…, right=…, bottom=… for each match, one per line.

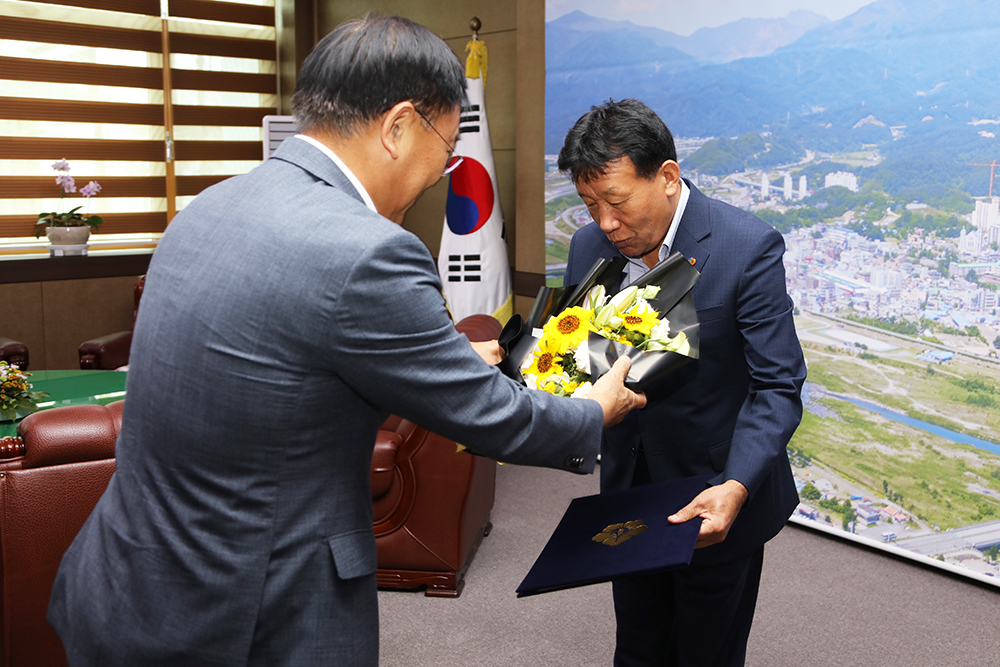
left=805, top=383, right=1000, bottom=456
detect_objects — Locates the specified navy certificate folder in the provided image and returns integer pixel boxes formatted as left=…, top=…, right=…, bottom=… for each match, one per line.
left=515, top=475, right=711, bottom=597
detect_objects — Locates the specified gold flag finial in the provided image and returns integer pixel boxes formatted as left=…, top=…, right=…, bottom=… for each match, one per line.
left=465, top=17, right=488, bottom=84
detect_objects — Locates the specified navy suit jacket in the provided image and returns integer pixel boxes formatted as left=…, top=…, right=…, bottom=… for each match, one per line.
left=565, top=180, right=806, bottom=566
left=48, top=138, right=604, bottom=666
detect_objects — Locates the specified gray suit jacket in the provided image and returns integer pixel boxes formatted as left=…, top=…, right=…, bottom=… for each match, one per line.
left=48, top=138, right=603, bottom=666
left=565, top=180, right=806, bottom=566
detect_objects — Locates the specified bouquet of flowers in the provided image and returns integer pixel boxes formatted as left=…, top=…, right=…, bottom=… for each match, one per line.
left=0, top=361, right=50, bottom=421
left=521, top=280, right=693, bottom=398
left=498, top=253, right=701, bottom=394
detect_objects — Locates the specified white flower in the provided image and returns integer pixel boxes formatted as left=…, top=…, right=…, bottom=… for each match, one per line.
left=646, top=330, right=691, bottom=355
left=573, top=339, right=591, bottom=375
left=523, top=372, right=539, bottom=389
left=632, top=298, right=656, bottom=315
left=571, top=381, right=593, bottom=398
left=649, top=318, right=672, bottom=340
left=593, top=303, right=618, bottom=328
left=637, top=285, right=661, bottom=300
left=609, top=286, right=638, bottom=313
left=585, top=285, right=606, bottom=312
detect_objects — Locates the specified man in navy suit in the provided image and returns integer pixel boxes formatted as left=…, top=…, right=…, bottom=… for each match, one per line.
left=47, top=16, right=644, bottom=667
left=560, top=99, right=806, bottom=666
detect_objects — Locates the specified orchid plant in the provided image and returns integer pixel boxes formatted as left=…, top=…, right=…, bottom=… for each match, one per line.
left=35, top=159, right=104, bottom=237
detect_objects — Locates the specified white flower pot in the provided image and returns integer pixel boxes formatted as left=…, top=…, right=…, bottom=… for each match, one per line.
left=46, top=225, right=91, bottom=246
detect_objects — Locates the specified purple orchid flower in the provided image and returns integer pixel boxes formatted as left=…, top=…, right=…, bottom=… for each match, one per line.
left=55, top=173, right=76, bottom=193
left=80, top=181, right=101, bottom=198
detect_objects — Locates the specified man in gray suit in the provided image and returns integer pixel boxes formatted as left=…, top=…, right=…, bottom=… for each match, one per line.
left=48, top=15, right=644, bottom=667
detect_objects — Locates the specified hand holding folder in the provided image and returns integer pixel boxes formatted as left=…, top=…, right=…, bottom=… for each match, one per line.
left=516, top=474, right=712, bottom=597
left=668, top=478, right=749, bottom=549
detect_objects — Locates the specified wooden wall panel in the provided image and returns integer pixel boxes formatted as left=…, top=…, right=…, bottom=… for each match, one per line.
left=39, top=276, right=137, bottom=370
left=0, top=282, right=46, bottom=370
left=515, top=0, right=547, bottom=300
left=320, top=0, right=516, bottom=36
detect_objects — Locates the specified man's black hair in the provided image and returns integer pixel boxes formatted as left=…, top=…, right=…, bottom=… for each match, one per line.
left=557, top=99, right=677, bottom=183
left=293, top=13, right=467, bottom=136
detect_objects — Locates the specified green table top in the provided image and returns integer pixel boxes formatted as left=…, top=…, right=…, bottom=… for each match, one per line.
left=0, top=370, right=127, bottom=439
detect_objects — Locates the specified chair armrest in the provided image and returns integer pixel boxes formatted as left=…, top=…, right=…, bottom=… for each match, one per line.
left=17, top=403, right=121, bottom=468
left=370, top=429, right=402, bottom=499
left=79, top=331, right=133, bottom=370
left=455, top=314, right=502, bottom=343
left=0, top=336, right=29, bottom=370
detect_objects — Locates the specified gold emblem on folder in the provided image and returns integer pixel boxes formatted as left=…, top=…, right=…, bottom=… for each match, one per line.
left=592, top=520, right=648, bottom=546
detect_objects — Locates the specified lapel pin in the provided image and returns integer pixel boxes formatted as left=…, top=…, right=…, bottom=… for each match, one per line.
left=688, top=257, right=696, bottom=265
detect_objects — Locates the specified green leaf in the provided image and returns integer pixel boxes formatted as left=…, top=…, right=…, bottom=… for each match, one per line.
left=13, top=398, right=38, bottom=412
left=0, top=406, right=15, bottom=421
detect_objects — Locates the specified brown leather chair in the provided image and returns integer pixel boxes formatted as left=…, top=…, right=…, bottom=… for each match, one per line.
left=78, top=274, right=145, bottom=370
left=0, top=401, right=121, bottom=667
left=0, top=336, right=29, bottom=370
left=371, top=314, right=502, bottom=597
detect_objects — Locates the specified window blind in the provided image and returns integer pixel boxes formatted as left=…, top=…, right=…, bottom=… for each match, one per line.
left=0, top=0, right=276, bottom=244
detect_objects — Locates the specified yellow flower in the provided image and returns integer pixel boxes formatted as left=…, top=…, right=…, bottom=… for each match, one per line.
left=620, top=310, right=659, bottom=336
left=524, top=337, right=564, bottom=380
left=542, top=306, right=592, bottom=353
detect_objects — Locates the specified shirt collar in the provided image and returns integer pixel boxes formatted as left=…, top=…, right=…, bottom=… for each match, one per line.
left=293, top=134, right=378, bottom=214
left=625, top=178, right=690, bottom=284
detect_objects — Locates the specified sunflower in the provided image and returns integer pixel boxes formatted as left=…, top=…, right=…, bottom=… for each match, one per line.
left=523, top=336, right=564, bottom=380
left=620, top=309, right=659, bottom=336
left=542, top=306, right=592, bottom=353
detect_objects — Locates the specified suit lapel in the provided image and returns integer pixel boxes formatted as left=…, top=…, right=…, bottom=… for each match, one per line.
left=597, top=243, right=622, bottom=262
left=269, top=137, right=366, bottom=205
left=672, top=180, right=712, bottom=272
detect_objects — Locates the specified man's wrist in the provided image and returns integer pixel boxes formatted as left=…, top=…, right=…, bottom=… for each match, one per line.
left=723, top=478, right=750, bottom=506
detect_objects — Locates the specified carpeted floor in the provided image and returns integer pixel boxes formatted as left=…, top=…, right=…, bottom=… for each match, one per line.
left=378, top=463, right=1000, bottom=666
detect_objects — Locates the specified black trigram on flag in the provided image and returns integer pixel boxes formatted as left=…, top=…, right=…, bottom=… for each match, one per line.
left=445, top=254, right=482, bottom=282
left=459, top=104, right=481, bottom=134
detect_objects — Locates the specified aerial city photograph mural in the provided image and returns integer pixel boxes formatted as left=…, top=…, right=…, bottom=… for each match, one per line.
left=544, top=0, right=1000, bottom=584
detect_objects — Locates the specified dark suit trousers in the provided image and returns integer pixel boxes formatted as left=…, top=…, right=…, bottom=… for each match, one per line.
left=611, top=451, right=764, bottom=667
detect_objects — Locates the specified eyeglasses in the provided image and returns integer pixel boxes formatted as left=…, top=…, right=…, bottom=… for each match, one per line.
left=415, top=108, right=465, bottom=176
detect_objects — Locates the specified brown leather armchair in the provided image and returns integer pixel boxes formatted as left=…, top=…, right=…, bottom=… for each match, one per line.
left=78, top=274, right=145, bottom=370
left=0, top=402, right=121, bottom=667
left=372, top=314, right=502, bottom=597
left=0, top=336, right=29, bottom=370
